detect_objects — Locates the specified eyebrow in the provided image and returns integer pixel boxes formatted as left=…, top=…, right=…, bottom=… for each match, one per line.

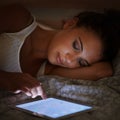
left=79, top=37, right=83, bottom=51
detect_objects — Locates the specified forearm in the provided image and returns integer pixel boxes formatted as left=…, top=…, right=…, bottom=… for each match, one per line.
left=47, top=62, right=113, bottom=80
left=0, top=70, right=46, bottom=99
left=0, top=70, right=11, bottom=88
left=0, top=70, right=31, bottom=91
left=0, top=70, right=18, bottom=90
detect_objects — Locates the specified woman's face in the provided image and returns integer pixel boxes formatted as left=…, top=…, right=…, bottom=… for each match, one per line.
left=47, top=26, right=103, bottom=68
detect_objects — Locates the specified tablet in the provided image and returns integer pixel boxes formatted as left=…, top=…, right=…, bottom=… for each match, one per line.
left=14, top=98, right=93, bottom=120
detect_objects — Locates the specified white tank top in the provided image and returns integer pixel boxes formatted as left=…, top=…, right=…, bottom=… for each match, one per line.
left=0, top=17, right=54, bottom=76
left=0, top=18, right=38, bottom=73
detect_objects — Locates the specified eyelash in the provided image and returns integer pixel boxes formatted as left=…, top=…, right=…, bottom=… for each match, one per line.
left=78, top=58, right=88, bottom=67
left=72, top=39, right=88, bottom=67
left=73, top=39, right=80, bottom=51
left=79, top=60, right=85, bottom=67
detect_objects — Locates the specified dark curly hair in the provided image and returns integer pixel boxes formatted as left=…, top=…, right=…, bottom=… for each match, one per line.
left=75, top=10, right=120, bottom=62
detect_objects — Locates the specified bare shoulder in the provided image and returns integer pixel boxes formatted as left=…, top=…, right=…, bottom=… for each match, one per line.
left=0, top=4, right=33, bottom=33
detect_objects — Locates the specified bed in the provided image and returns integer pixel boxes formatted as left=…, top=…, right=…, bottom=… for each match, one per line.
left=1, top=51, right=120, bottom=120
left=0, top=1, right=120, bottom=120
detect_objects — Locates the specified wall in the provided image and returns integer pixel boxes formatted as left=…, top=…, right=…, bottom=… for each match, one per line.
left=1, top=0, right=120, bottom=28
left=0, top=0, right=120, bottom=10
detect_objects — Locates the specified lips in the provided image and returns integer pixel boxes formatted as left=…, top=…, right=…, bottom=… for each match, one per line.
left=57, top=53, right=63, bottom=65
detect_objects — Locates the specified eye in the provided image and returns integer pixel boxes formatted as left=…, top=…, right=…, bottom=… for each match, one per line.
left=78, top=58, right=89, bottom=67
left=73, top=39, right=81, bottom=51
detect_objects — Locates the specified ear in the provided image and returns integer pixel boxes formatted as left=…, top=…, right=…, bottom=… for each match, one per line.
left=63, top=17, right=79, bottom=29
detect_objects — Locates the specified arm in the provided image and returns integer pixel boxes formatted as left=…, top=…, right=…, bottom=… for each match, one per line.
left=0, top=70, right=46, bottom=99
left=0, top=5, right=46, bottom=99
left=46, top=62, right=113, bottom=80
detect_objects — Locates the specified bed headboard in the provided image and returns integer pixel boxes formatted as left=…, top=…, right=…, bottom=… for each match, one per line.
left=0, top=0, right=120, bottom=10
left=0, top=0, right=120, bottom=28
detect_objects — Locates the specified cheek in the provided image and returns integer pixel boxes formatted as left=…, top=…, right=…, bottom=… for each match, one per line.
left=47, top=43, right=65, bottom=64
left=48, top=39, right=71, bottom=55
left=47, top=46, right=56, bottom=63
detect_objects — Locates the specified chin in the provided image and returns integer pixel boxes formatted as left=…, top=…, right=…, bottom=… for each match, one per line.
left=48, top=58, right=56, bottom=65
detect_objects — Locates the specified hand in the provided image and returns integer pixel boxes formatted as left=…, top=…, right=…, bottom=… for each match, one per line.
left=3, top=72, right=46, bottom=99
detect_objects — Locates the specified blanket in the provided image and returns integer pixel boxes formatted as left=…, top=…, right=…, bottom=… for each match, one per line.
left=0, top=51, right=120, bottom=120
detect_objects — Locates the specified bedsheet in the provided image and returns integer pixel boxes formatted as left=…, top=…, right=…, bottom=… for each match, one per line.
left=0, top=73, right=120, bottom=120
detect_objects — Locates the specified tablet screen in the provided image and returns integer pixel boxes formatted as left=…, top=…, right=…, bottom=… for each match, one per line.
left=16, top=98, right=93, bottom=119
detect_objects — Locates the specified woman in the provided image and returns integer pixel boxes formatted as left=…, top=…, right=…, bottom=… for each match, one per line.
left=0, top=4, right=119, bottom=98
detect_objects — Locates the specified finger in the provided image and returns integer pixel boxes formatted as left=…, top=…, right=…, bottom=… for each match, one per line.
left=14, top=88, right=31, bottom=97
left=29, top=85, right=47, bottom=99
left=25, top=91, right=32, bottom=97
left=30, top=88, right=38, bottom=98
left=21, top=87, right=32, bottom=97
left=30, top=86, right=45, bottom=99
left=14, top=90, right=21, bottom=94
left=37, top=85, right=47, bottom=99
left=41, top=93, right=47, bottom=99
